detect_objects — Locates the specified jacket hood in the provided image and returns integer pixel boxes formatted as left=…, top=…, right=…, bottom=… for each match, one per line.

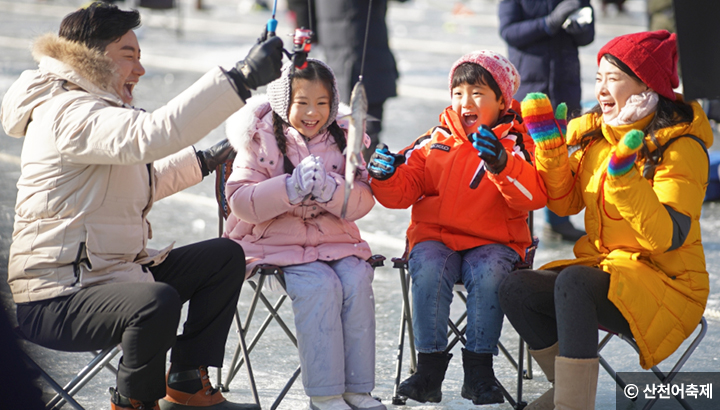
left=225, top=94, right=354, bottom=154
left=1, top=33, right=119, bottom=138
left=439, top=99, right=526, bottom=143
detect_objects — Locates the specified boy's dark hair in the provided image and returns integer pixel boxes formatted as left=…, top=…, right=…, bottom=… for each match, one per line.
left=579, top=53, right=694, bottom=161
left=59, top=1, right=141, bottom=51
left=450, top=62, right=503, bottom=103
left=273, top=60, right=347, bottom=155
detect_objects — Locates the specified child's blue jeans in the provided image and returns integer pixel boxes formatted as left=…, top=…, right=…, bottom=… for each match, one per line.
left=408, top=240, right=520, bottom=355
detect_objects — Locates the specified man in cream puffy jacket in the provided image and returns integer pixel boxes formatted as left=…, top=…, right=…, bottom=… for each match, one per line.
left=0, top=2, right=282, bottom=409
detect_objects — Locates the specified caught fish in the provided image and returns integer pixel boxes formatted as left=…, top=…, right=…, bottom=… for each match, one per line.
left=341, top=80, right=368, bottom=219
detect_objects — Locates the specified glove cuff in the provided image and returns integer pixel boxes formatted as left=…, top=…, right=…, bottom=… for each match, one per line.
left=608, top=152, right=637, bottom=177
left=535, top=136, right=566, bottom=151
left=485, top=149, right=508, bottom=175
left=195, top=150, right=210, bottom=178
left=223, top=67, right=252, bottom=102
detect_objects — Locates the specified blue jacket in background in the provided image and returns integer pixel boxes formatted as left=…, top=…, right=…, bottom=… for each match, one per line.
left=499, top=0, right=594, bottom=118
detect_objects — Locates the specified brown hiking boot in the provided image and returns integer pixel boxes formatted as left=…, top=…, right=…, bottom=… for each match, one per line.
left=163, top=366, right=226, bottom=406
left=110, top=387, right=160, bottom=410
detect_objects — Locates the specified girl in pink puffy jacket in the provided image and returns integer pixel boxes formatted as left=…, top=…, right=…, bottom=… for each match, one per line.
left=223, top=59, right=384, bottom=410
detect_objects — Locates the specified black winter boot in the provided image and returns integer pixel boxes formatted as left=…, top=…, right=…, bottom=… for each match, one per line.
left=461, top=348, right=504, bottom=405
left=397, top=352, right=452, bottom=403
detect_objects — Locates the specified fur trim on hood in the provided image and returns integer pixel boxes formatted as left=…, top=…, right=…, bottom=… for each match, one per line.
left=225, top=95, right=272, bottom=153
left=32, top=33, right=117, bottom=93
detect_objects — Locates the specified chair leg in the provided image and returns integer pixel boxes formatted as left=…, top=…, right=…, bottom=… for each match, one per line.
left=392, top=266, right=414, bottom=405
left=21, top=344, right=120, bottom=410
left=22, top=353, right=85, bottom=410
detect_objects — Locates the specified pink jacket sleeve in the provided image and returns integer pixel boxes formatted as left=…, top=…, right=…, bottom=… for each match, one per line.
left=316, top=168, right=375, bottom=221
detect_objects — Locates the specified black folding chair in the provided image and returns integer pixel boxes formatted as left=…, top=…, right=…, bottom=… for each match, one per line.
left=214, top=161, right=385, bottom=410
left=15, top=327, right=120, bottom=410
left=598, top=317, right=708, bottom=410
left=390, top=217, right=539, bottom=410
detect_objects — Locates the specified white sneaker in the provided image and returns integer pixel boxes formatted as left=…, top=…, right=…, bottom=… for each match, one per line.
left=342, top=393, right=387, bottom=410
left=309, top=395, right=351, bottom=410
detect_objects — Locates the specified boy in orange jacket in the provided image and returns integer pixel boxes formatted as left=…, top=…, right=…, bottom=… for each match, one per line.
left=369, top=51, right=547, bottom=405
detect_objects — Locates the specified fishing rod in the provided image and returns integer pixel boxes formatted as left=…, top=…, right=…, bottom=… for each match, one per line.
left=265, top=0, right=313, bottom=69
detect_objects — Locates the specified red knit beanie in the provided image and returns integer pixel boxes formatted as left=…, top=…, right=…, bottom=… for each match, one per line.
left=448, top=50, right=520, bottom=115
left=597, top=30, right=679, bottom=100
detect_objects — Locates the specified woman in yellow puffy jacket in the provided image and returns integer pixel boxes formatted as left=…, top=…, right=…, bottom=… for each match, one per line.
left=498, top=30, right=712, bottom=410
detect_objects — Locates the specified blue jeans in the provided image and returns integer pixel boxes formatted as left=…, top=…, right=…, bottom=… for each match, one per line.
left=408, top=241, right=520, bottom=355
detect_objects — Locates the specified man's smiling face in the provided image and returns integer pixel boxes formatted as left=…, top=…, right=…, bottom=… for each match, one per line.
left=105, top=30, right=145, bottom=104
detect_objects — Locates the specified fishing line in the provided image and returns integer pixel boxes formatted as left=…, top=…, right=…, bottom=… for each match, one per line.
left=307, top=0, right=314, bottom=34
left=358, top=0, right=373, bottom=83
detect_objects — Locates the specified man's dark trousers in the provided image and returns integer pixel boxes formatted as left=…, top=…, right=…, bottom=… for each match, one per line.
left=16, top=238, right=245, bottom=402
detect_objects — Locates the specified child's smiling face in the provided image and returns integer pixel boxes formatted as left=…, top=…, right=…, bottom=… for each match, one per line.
left=288, top=78, right=331, bottom=139
left=451, top=81, right=505, bottom=136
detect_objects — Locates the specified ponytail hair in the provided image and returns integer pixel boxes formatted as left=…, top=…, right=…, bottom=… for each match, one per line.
left=272, top=112, right=288, bottom=155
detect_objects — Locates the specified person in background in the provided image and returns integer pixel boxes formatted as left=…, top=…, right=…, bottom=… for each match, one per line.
left=287, top=0, right=318, bottom=43
left=0, top=2, right=283, bottom=409
left=601, top=0, right=626, bottom=15
left=499, top=0, right=594, bottom=242
left=647, top=0, right=675, bottom=32
left=649, top=0, right=720, bottom=125
left=500, top=30, right=711, bottom=410
left=315, top=0, right=400, bottom=162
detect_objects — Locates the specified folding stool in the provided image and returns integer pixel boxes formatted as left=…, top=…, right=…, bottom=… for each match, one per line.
left=390, top=225, right=539, bottom=410
left=213, top=162, right=385, bottom=410
left=598, top=317, right=708, bottom=410
left=15, top=327, right=121, bottom=410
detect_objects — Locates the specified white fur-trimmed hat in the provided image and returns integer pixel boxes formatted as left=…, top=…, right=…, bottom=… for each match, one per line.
left=266, top=58, right=340, bottom=132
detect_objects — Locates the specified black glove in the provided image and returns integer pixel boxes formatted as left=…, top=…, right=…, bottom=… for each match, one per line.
left=367, top=143, right=405, bottom=181
left=545, top=0, right=581, bottom=35
left=469, top=126, right=508, bottom=174
left=196, top=139, right=236, bottom=177
left=238, top=35, right=284, bottom=89
left=226, top=35, right=284, bottom=100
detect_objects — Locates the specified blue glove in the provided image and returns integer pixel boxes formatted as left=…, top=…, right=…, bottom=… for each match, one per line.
left=469, top=126, right=508, bottom=174
left=368, top=144, right=405, bottom=181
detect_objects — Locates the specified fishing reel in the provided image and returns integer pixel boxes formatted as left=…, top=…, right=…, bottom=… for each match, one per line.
left=264, top=0, right=313, bottom=70
left=291, top=27, right=313, bottom=69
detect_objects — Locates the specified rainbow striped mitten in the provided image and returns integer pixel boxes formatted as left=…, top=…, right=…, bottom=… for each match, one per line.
left=521, top=93, right=567, bottom=151
left=608, top=129, right=644, bottom=177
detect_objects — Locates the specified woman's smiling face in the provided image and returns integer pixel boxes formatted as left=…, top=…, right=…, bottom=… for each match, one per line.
left=595, top=56, right=648, bottom=123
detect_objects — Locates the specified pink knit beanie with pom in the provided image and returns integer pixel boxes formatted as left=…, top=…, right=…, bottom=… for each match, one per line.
left=448, top=50, right=520, bottom=114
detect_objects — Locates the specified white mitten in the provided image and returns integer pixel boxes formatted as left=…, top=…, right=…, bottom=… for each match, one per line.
left=311, top=157, right=337, bottom=203
left=285, top=156, right=317, bottom=204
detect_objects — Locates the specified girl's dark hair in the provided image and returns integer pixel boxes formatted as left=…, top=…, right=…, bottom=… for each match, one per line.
left=59, top=2, right=141, bottom=51
left=272, top=60, right=346, bottom=154
left=579, top=53, right=694, bottom=158
left=451, top=62, right=503, bottom=103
